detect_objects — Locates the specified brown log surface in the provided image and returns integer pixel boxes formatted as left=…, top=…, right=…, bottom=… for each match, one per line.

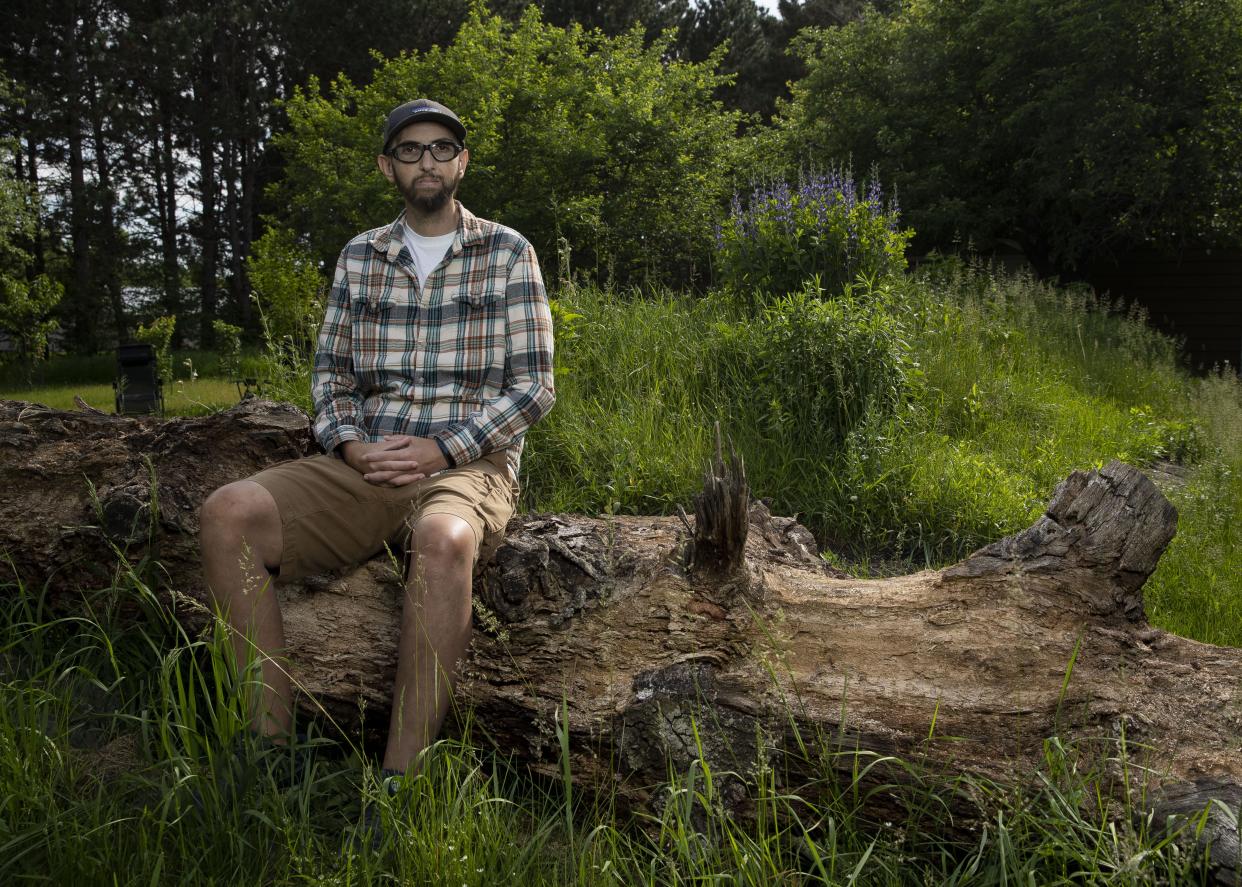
left=2, top=399, right=1239, bottom=872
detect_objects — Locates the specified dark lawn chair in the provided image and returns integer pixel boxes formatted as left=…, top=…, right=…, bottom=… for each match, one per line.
left=232, top=376, right=268, bottom=401
left=113, top=343, right=165, bottom=416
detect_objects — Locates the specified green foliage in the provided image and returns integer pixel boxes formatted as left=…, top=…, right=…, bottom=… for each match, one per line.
left=211, top=320, right=244, bottom=380
left=522, top=288, right=716, bottom=515
left=0, top=80, right=61, bottom=384
left=1144, top=369, right=1242, bottom=647
left=748, top=282, right=910, bottom=449
left=133, top=315, right=176, bottom=383
left=247, top=226, right=324, bottom=411
left=0, top=275, right=62, bottom=384
left=780, top=0, right=1242, bottom=273
left=525, top=261, right=1240, bottom=574
left=247, top=226, right=324, bottom=358
left=274, top=5, right=743, bottom=287
left=716, top=170, right=911, bottom=307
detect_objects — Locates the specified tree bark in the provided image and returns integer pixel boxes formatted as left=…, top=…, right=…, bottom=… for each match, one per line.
left=91, top=84, right=127, bottom=343
left=64, top=4, right=99, bottom=353
left=154, top=88, right=182, bottom=340
left=1, top=399, right=1238, bottom=876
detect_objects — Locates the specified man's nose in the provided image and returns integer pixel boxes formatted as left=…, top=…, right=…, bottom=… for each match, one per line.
left=418, top=151, right=438, bottom=171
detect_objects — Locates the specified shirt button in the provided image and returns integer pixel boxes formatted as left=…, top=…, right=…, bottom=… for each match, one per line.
left=416, top=374, right=425, bottom=384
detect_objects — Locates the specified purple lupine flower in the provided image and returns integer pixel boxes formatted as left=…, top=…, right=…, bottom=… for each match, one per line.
left=865, top=178, right=883, bottom=213
left=771, top=181, right=795, bottom=233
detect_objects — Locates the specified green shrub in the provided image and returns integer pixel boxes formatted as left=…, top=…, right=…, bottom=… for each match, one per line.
left=748, top=281, right=911, bottom=449
left=134, top=315, right=176, bottom=383
left=0, top=275, right=61, bottom=385
left=211, top=320, right=243, bottom=381
left=248, top=226, right=324, bottom=360
left=247, top=227, right=324, bottom=410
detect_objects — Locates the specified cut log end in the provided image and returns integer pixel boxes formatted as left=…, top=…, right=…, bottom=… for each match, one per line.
left=942, top=460, right=1178, bottom=621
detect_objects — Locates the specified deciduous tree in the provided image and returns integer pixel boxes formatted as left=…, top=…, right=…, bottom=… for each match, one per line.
left=275, top=6, right=743, bottom=288
left=780, top=0, right=1242, bottom=275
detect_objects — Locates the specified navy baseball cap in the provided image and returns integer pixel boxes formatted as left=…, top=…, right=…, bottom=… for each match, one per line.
left=382, top=99, right=467, bottom=152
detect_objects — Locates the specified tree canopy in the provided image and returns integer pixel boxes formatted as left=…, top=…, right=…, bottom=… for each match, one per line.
left=779, top=0, right=1242, bottom=275
left=274, top=6, right=744, bottom=287
left=3, top=0, right=1242, bottom=351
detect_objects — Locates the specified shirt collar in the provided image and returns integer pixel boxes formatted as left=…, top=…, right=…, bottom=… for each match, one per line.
left=371, top=201, right=486, bottom=262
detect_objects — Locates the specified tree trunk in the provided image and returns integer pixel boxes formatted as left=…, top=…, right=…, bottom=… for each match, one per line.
left=1, top=399, right=1238, bottom=876
left=197, top=126, right=218, bottom=349
left=156, top=90, right=182, bottom=341
left=91, top=89, right=127, bottom=343
left=64, top=7, right=98, bottom=353
left=22, top=120, right=45, bottom=278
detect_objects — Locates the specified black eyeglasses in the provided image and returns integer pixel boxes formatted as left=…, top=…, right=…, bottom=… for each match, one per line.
left=388, top=140, right=464, bottom=163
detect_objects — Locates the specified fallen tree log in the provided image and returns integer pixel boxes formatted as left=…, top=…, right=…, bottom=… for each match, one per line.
left=2, top=399, right=1239, bottom=874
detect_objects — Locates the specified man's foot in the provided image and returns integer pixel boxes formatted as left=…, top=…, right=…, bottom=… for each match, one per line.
left=355, top=767, right=405, bottom=852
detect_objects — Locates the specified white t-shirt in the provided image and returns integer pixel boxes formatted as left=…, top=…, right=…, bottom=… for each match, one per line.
left=402, top=223, right=456, bottom=289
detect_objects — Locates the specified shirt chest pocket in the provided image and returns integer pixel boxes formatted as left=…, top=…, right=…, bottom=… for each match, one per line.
left=436, top=286, right=506, bottom=390
left=349, top=295, right=396, bottom=379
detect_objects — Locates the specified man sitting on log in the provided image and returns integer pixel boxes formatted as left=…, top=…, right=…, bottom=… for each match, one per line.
left=198, top=99, right=555, bottom=829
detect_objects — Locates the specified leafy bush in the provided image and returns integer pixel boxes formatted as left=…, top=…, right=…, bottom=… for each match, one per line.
left=134, top=315, right=176, bottom=383
left=247, top=227, right=324, bottom=359
left=747, top=281, right=911, bottom=449
left=211, top=320, right=243, bottom=381
left=275, top=6, right=742, bottom=288
left=716, top=169, right=910, bottom=308
left=0, top=275, right=62, bottom=384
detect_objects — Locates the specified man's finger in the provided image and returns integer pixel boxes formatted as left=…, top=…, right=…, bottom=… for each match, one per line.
left=364, top=459, right=420, bottom=472
left=364, top=444, right=407, bottom=460
left=365, top=471, right=425, bottom=487
left=385, top=472, right=426, bottom=486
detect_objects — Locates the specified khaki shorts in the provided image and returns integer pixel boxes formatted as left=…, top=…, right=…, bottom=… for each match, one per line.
left=249, top=454, right=517, bottom=582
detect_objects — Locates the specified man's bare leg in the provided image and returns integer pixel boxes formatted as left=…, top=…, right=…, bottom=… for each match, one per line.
left=383, top=513, right=476, bottom=772
left=199, top=480, right=292, bottom=738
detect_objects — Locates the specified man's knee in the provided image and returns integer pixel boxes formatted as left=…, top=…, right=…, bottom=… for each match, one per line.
left=202, top=480, right=277, bottom=530
left=410, top=513, right=476, bottom=568
left=201, top=481, right=282, bottom=562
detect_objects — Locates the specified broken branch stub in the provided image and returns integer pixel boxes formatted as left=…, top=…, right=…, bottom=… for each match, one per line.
left=689, top=426, right=749, bottom=577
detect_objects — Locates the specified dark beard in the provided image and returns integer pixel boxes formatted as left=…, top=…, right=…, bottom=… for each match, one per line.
left=398, top=174, right=457, bottom=214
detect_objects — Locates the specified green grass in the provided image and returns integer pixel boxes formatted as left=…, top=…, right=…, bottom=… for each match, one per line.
left=0, top=347, right=275, bottom=416
left=0, top=377, right=250, bottom=416
left=0, top=348, right=270, bottom=388
left=525, top=268, right=1239, bottom=576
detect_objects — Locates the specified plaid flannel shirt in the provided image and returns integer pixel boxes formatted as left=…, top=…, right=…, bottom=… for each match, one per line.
left=311, top=204, right=555, bottom=478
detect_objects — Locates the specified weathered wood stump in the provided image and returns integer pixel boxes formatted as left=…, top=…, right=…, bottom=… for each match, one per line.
left=1, top=398, right=1239, bottom=876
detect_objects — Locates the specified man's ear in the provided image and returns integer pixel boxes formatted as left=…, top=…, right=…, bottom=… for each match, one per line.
left=377, top=153, right=396, bottom=182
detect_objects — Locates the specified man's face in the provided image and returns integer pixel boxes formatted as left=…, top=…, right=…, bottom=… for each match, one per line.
left=377, top=121, right=469, bottom=214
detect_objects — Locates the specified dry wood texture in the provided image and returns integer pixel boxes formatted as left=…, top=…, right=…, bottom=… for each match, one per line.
left=1, top=399, right=1239, bottom=875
